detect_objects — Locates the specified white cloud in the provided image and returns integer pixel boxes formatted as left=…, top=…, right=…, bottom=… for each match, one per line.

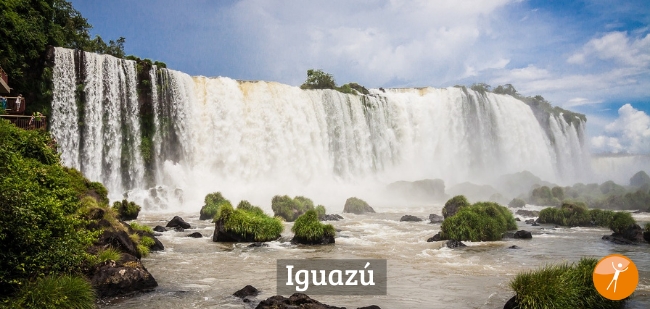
left=568, top=31, right=650, bottom=67
left=565, top=97, right=604, bottom=107
left=590, top=104, right=650, bottom=154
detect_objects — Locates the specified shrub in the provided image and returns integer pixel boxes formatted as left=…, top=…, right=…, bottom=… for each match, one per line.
left=236, top=200, right=264, bottom=215
left=609, top=212, right=636, bottom=234
left=97, top=248, right=122, bottom=263
left=440, top=202, right=516, bottom=241
left=130, top=222, right=153, bottom=234
left=10, top=275, right=95, bottom=309
left=216, top=204, right=284, bottom=241
left=508, top=198, right=526, bottom=208
left=343, top=197, right=375, bottom=214
left=140, top=236, right=155, bottom=248
left=137, top=244, right=150, bottom=257
left=315, top=205, right=327, bottom=219
left=510, top=258, right=624, bottom=309
left=538, top=202, right=591, bottom=226
left=300, top=69, right=336, bottom=90
left=272, top=195, right=314, bottom=221
left=111, top=199, right=141, bottom=220
left=200, top=192, right=231, bottom=220
left=292, top=210, right=336, bottom=242
left=589, top=209, right=615, bottom=227
left=442, top=195, right=470, bottom=219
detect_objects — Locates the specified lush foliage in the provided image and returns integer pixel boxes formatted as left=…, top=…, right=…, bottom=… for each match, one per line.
left=508, top=198, right=526, bottom=208
left=6, top=275, right=95, bottom=309
left=300, top=69, right=369, bottom=95
left=343, top=197, right=374, bottom=214
left=0, top=0, right=127, bottom=114
left=130, top=222, right=153, bottom=234
left=292, top=210, right=336, bottom=242
left=216, top=203, right=284, bottom=242
left=271, top=195, right=315, bottom=221
left=96, top=248, right=122, bottom=264
left=0, top=120, right=99, bottom=295
left=510, top=258, right=624, bottom=309
left=112, top=199, right=141, bottom=220
left=315, top=205, right=327, bottom=220
left=442, top=195, right=470, bottom=219
left=609, top=212, right=636, bottom=234
left=200, top=191, right=232, bottom=220
left=440, top=202, right=517, bottom=241
left=237, top=200, right=265, bottom=215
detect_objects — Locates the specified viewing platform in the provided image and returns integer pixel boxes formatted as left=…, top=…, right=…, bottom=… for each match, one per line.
left=0, top=115, right=47, bottom=130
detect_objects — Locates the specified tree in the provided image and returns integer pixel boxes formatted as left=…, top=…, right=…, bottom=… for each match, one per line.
left=300, top=69, right=336, bottom=90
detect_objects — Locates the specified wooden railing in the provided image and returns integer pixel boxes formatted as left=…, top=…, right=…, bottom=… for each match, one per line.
left=0, top=115, right=47, bottom=130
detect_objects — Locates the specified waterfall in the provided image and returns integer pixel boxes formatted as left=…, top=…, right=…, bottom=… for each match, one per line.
left=50, top=48, right=591, bottom=211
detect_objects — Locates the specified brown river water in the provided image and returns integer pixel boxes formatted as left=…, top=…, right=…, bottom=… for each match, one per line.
left=100, top=206, right=650, bottom=309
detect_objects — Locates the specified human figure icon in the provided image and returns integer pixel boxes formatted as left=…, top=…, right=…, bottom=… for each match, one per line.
left=606, top=262, right=628, bottom=293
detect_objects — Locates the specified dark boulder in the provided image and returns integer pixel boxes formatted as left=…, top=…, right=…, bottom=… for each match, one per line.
left=97, top=229, right=140, bottom=259
left=187, top=232, right=203, bottom=238
left=400, top=215, right=422, bottom=222
left=90, top=257, right=158, bottom=298
left=532, top=222, right=540, bottom=226
left=321, top=214, right=344, bottom=221
left=602, top=235, right=638, bottom=245
left=248, top=242, right=269, bottom=248
left=513, top=230, right=532, bottom=239
left=516, top=209, right=539, bottom=217
left=603, top=224, right=645, bottom=245
left=153, top=225, right=167, bottom=232
left=445, top=240, right=466, bottom=248
left=166, top=216, right=191, bottom=229
left=508, top=245, right=521, bottom=249
left=358, top=306, right=382, bottom=309
left=214, top=219, right=255, bottom=242
left=150, top=236, right=164, bottom=251
left=525, top=219, right=536, bottom=224
left=256, top=293, right=345, bottom=309
left=429, top=214, right=444, bottom=223
left=234, top=285, right=260, bottom=298
left=174, top=227, right=185, bottom=232
left=427, top=232, right=442, bottom=242
left=644, top=231, right=650, bottom=243
left=515, top=217, right=521, bottom=221
left=504, top=296, right=518, bottom=309
left=343, top=197, right=375, bottom=214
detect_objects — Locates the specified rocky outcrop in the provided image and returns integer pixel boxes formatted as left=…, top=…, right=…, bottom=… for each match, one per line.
left=166, top=216, right=191, bottom=229
left=234, top=285, right=260, bottom=298
left=321, top=214, right=344, bottom=221
left=90, top=256, right=157, bottom=298
left=97, top=229, right=140, bottom=259
left=445, top=240, right=466, bottom=248
left=153, top=225, right=167, bottom=232
left=427, top=232, right=442, bottom=242
left=187, top=232, right=203, bottom=238
left=213, top=219, right=257, bottom=242
left=256, top=293, right=349, bottom=309
left=513, top=230, right=532, bottom=239
left=291, top=234, right=335, bottom=245
left=516, top=209, right=539, bottom=217
left=602, top=224, right=645, bottom=245
left=343, top=197, right=375, bottom=214
left=400, top=215, right=422, bottom=222
left=429, top=214, right=444, bottom=223
left=503, top=296, right=518, bottom=309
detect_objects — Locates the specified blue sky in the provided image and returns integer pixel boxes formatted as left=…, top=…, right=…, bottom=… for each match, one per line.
left=70, top=0, right=650, bottom=154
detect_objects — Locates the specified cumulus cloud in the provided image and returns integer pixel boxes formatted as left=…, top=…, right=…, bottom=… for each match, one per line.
left=568, top=31, right=650, bottom=67
left=591, top=104, right=650, bottom=154
left=225, top=0, right=516, bottom=86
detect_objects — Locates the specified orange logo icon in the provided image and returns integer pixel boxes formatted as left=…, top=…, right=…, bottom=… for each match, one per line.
left=593, top=254, right=638, bottom=300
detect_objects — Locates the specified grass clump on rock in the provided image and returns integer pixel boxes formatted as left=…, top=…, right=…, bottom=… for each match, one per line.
left=343, top=197, right=375, bottom=214
left=8, top=275, right=95, bottom=309
left=442, top=195, right=471, bottom=219
left=440, top=202, right=517, bottom=241
left=537, top=202, right=622, bottom=227
left=509, top=258, right=625, bottom=309
left=214, top=203, right=284, bottom=242
left=96, top=248, right=122, bottom=264
left=508, top=198, right=526, bottom=208
left=271, top=195, right=315, bottom=222
left=112, top=199, right=141, bottom=220
left=200, top=192, right=232, bottom=220
left=291, top=210, right=336, bottom=245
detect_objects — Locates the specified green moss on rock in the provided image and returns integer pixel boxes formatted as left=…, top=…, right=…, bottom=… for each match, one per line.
left=440, top=202, right=517, bottom=241
left=291, top=210, right=336, bottom=245
left=343, top=197, right=375, bottom=214
left=442, top=195, right=470, bottom=219
left=199, top=192, right=232, bottom=220
left=112, top=199, right=141, bottom=221
left=213, top=204, right=283, bottom=242
left=271, top=195, right=315, bottom=222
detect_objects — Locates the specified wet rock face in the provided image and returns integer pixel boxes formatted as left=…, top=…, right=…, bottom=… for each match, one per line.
left=445, top=240, right=466, bottom=248
left=400, top=215, right=423, bottom=222
left=321, top=214, right=344, bottom=221
left=255, top=293, right=346, bottom=309
left=429, top=214, right=444, bottom=223
left=513, top=230, right=533, bottom=239
left=187, top=232, right=203, bottom=238
left=90, top=256, right=158, bottom=298
left=153, top=225, right=167, bottom=232
left=234, top=285, right=259, bottom=298
left=166, top=216, right=191, bottom=229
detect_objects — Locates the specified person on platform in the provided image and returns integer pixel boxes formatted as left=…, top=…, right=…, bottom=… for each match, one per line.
left=0, top=96, right=6, bottom=110
left=15, top=94, right=23, bottom=112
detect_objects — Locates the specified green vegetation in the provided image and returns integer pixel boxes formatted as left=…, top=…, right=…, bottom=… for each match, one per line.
left=440, top=201, right=517, bottom=241
left=537, top=202, right=636, bottom=232
left=237, top=200, right=265, bottom=215
left=315, top=205, right=327, bottom=220
left=0, top=0, right=128, bottom=114
left=271, top=195, right=316, bottom=221
left=299, top=69, right=369, bottom=95
left=508, top=198, right=526, bottom=208
left=510, top=258, right=624, bottom=309
left=442, top=195, right=470, bottom=219
left=7, top=275, right=95, bottom=309
left=97, top=248, right=122, bottom=264
left=0, top=120, right=99, bottom=295
left=200, top=192, right=232, bottom=220
left=130, top=222, right=153, bottom=234
left=292, top=210, right=336, bottom=242
left=216, top=203, right=284, bottom=242
left=343, top=197, right=375, bottom=214
left=112, top=199, right=141, bottom=220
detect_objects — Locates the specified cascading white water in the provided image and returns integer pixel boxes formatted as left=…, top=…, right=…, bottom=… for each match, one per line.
left=51, top=47, right=79, bottom=169
left=51, top=48, right=591, bottom=211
